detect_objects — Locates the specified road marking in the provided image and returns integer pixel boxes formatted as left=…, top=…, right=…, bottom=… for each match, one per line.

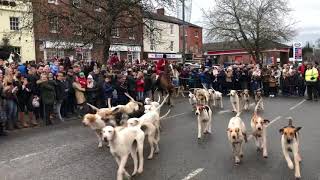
left=181, top=168, right=204, bottom=180
left=0, top=145, right=68, bottom=165
left=163, top=112, right=188, bottom=120
left=289, top=99, right=306, bottom=111
left=249, top=103, right=255, bottom=107
left=267, top=116, right=282, bottom=127
left=218, top=110, right=231, bottom=114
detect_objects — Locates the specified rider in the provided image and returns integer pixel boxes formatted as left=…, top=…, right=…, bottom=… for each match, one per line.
left=156, top=54, right=167, bottom=75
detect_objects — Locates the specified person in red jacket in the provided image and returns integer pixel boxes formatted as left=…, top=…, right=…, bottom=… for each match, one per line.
left=109, top=53, right=119, bottom=67
left=78, top=72, right=87, bottom=88
left=136, top=71, right=145, bottom=101
left=156, top=56, right=167, bottom=75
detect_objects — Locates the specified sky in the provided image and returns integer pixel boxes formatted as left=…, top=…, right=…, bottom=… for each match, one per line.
left=189, top=0, right=320, bottom=45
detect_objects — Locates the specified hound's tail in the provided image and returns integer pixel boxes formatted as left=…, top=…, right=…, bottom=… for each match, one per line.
left=86, top=103, right=99, bottom=111
left=254, top=98, right=262, bottom=113
left=287, top=117, right=293, bottom=126
left=160, top=109, right=171, bottom=120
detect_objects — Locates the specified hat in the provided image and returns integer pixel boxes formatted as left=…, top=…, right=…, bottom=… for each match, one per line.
left=79, top=72, right=85, bottom=76
left=87, top=74, right=93, bottom=79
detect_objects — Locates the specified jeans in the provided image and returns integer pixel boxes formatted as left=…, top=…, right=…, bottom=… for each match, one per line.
left=137, top=92, right=144, bottom=101
left=43, top=104, right=54, bottom=125
left=55, top=100, right=64, bottom=121
left=6, top=100, right=18, bottom=125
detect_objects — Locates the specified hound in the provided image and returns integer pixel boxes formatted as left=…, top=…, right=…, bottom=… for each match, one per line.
left=127, top=118, right=159, bottom=159
left=195, top=105, right=213, bottom=139
left=227, top=112, right=247, bottom=165
left=242, top=89, right=250, bottom=111
left=195, top=88, right=210, bottom=105
left=144, top=94, right=161, bottom=114
left=82, top=114, right=106, bottom=148
left=251, top=99, right=270, bottom=158
left=102, top=125, right=145, bottom=180
left=188, top=91, right=197, bottom=111
left=279, top=118, right=302, bottom=179
left=255, top=89, right=264, bottom=111
left=228, top=90, right=241, bottom=113
left=208, top=88, right=223, bottom=109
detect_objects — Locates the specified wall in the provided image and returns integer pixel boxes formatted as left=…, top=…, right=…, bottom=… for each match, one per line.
left=180, top=26, right=203, bottom=56
left=143, top=18, right=180, bottom=53
left=0, top=1, right=35, bottom=62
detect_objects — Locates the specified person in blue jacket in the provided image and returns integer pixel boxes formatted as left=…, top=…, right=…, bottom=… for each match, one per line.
left=102, top=75, right=113, bottom=108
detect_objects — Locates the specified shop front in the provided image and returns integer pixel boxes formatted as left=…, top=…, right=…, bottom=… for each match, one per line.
left=38, top=41, right=93, bottom=62
left=109, top=45, right=141, bottom=63
left=145, top=53, right=182, bottom=62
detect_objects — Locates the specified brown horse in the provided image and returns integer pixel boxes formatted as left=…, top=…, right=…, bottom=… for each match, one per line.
left=155, top=63, right=175, bottom=106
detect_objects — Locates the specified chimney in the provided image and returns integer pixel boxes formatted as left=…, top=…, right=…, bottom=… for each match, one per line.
left=157, top=8, right=165, bottom=16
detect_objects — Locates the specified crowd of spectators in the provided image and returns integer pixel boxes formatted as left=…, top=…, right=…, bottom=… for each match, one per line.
left=0, top=56, right=319, bottom=136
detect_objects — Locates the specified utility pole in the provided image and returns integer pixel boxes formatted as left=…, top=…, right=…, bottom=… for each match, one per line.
left=182, top=0, right=186, bottom=64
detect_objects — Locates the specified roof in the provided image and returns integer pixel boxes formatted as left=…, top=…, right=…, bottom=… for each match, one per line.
left=143, top=12, right=202, bottom=29
left=203, top=41, right=290, bottom=52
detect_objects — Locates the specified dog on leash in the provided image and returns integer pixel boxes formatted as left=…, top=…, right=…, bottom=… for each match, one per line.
left=228, top=90, right=241, bottom=113
left=251, top=99, right=270, bottom=158
left=208, top=89, right=223, bottom=109
left=242, top=89, right=250, bottom=111
left=195, top=105, right=213, bottom=139
left=279, top=118, right=302, bottom=179
left=227, top=112, right=247, bottom=165
left=255, top=89, right=264, bottom=111
left=102, top=125, right=145, bottom=180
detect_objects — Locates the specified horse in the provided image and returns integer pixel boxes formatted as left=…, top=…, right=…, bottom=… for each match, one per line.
left=152, top=63, right=175, bottom=106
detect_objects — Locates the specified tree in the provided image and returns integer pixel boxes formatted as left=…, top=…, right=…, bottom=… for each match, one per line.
left=204, top=0, right=295, bottom=63
left=21, top=0, right=174, bottom=62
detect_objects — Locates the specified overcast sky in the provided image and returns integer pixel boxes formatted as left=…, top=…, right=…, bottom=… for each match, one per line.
left=189, top=0, right=320, bottom=44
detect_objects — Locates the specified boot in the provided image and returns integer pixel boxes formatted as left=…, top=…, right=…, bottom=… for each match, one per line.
left=30, top=119, right=38, bottom=126
left=19, top=112, right=29, bottom=128
left=14, top=122, right=22, bottom=129
left=0, top=123, right=8, bottom=136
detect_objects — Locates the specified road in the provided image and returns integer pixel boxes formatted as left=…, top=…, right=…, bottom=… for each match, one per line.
left=0, top=96, right=320, bottom=180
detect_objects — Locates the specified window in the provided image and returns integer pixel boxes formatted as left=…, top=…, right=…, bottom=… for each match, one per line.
left=46, top=49, right=64, bottom=59
left=49, top=16, right=59, bottom=33
left=195, top=31, right=199, bottom=38
left=150, top=33, right=155, bottom=51
left=128, top=28, right=135, bottom=40
left=83, top=51, right=91, bottom=60
left=185, top=29, right=188, bottom=36
left=170, top=41, right=174, bottom=51
left=12, top=47, right=21, bottom=55
left=10, top=17, right=19, bottom=31
left=48, top=0, right=58, bottom=4
left=170, top=24, right=174, bottom=34
left=72, top=0, right=81, bottom=8
left=111, top=28, right=119, bottom=38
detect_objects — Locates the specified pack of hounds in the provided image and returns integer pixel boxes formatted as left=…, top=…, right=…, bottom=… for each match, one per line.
left=82, top=87, right=302, bottom=180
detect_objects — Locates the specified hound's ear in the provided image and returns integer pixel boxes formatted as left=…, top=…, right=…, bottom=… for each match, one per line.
left=263, top=119, right=270, bottom=124
left=279, top=128, right=284, bottom=134
left=295, top=127, right=302, bottom=132
left=226, top=128, right=230, bottom=132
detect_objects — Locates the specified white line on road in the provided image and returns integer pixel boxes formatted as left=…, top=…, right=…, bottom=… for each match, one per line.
left=289, top=99, right=306, bottom=111
left=181, top=168, right=204, bottom=180
left=163, top=112, right=188, bottom=120
left=218, top=110, right=231, bottom=114
left=267, top=116, right=282, bottom=127
left=249, top=103, right=256, bottom=107
left=0, top=145, right=68, bottom=165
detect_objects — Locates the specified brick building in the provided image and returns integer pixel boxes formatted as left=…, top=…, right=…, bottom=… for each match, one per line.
left=180, top=24, right=203, bottom=61
left=203, top=41, right=290, bottom=65
left=32, top=0, right=143, bottom=63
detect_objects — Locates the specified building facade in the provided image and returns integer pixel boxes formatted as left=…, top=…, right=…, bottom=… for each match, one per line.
left=0, top=0, right=36, bottom=62
left=180, top=24, right=203, bottom=61
left=203, top=41, right=290, bottom=65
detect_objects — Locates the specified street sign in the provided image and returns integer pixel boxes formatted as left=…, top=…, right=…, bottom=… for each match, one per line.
left=293, top=42, right=302, bottom=62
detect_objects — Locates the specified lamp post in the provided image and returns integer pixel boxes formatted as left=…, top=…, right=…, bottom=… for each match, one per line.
left=182, top=0, right=186, bottom=65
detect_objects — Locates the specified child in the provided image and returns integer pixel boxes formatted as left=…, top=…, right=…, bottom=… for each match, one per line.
left=103, top=75, right=113, bottom=108
left=136, top=71, right=145, bottom=102
left=269, top=75, right=277, bottom=97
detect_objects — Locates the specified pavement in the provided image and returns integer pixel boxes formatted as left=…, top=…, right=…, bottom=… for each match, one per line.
left=0, top=96, right=320, bottom=180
